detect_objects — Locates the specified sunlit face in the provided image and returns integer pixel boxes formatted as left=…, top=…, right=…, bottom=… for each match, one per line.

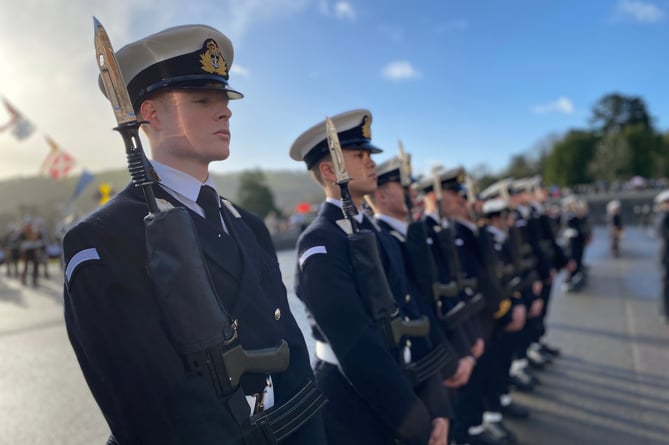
left=151, top=89, right=232, bottom=165
left=342, top=149, right=378, bottom=197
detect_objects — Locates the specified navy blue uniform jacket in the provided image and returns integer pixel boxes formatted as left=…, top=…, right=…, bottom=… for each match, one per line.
left=295, top=202, right=433, bottom=445
left=63, top=183, right=326, bottom=445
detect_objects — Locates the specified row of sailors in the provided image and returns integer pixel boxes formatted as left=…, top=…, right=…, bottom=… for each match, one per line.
left=288, top=109, right=581, bottom=445
left=63, top=25, right=593, bottom=445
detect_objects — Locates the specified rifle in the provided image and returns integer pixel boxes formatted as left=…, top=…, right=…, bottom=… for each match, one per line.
left=325, top=119, right=429, bottom=349
left=430, top=169, right=484, bottom=327
left=94, top=18, right=289, bottom=398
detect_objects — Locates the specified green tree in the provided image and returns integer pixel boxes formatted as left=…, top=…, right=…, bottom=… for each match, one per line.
left=657, top=132, right=669, bottom=178
left=236, top=169, right=278, bottom=219
left=623, top=124, right=664, bottom=178
left=590, top=93, right=653, bottom=134
left=588, top=131, right=632, bottom=182
left=543, top=130, right=598, bottom=186
left=504, top=154, right=537, bottom=179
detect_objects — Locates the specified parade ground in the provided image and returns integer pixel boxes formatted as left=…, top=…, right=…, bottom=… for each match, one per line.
left=1, top=226, right=668, bottom=445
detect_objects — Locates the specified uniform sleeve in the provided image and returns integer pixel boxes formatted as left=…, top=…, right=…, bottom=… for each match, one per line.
left=296, top=229, right=432, bottom=444
left=63, top=221, right=245, bottom=445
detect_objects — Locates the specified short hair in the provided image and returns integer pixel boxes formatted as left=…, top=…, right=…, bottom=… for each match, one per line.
left=309, top=153, right=332, bottom=186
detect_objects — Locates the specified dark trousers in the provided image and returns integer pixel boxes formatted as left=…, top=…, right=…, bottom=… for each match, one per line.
left=483, top=331, right=517, bottom=411
left=453, top=349, right=494, bottom=434
left=21, top=249, right=39, bottom=286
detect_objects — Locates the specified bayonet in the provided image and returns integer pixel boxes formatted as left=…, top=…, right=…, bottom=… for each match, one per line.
left=94, top=17, right=159, bottom=212
left=326, top=117, right=350, bottom=185
left=94, top=18, right=136, bottom=126
left=397, top=140, right=412, bottom=189
left=325, top=116, right=358, bottom=229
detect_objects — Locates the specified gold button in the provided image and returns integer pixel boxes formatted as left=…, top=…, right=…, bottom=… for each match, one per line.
left=274, top=308, right=281, bottom=320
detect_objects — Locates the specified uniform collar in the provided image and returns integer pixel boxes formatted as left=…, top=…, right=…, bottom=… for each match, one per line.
left=486, top=224, right=507, bottom=242
left=454, top=217, right=478, bottom=233
left=515, top=204, right=530, bottom=219
left=374, top=213, right=407, bottom=236
left=152, top=160, right=220, bottom=212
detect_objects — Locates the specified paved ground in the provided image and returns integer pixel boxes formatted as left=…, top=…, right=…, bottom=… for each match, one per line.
left=0, top=226, right=667, bottom=444
left=506, top=226, right=669, bottom=445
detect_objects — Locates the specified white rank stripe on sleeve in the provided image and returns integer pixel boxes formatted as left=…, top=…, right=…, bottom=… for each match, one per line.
left=299, top=246, right=327, bottom=270
left=65, top=248, right=101, bottom=284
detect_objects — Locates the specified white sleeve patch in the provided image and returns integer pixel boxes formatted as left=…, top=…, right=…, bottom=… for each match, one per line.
left=299, top=246, right=327, bottom=269
left=65, top=248, right=100, bottom=284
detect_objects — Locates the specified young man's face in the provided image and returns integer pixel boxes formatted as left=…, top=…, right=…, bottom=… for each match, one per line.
left=151, top=89, right=232, bottom=164
left=342, top=149, right=378, bottom=197
left=441, top=188, right=465, bottom=217
left=375, top=181, right=408, bottom=219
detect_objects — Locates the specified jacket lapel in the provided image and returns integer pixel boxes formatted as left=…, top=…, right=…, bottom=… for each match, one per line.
left=148, top=186, right=245, bottom=288
left=216, top=199, right=263, bottom=317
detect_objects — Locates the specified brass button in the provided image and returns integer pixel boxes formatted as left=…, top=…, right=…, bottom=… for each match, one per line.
left=274, top=308, right=281, bottom=320
left=405, top=294, right=411, bottom=303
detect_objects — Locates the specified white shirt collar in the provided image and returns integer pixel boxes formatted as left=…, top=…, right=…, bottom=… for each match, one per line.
left=152, top=160, right=220, bottom=216
left=515, top=204, right=530, bottom=219
left=375, top=213, right=408, bottom=236
left=486, top=224, right=507, bottom=242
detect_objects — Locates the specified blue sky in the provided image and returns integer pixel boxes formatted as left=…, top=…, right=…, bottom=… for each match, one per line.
left=0, top=0, right=667, bottom=182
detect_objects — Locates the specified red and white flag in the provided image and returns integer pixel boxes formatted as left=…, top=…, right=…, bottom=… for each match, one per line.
left=40, top=136, right=76, bottom=180
left=0, top=98, right=35, bottom=140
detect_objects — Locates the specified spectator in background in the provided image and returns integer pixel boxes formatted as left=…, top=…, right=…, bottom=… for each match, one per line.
left=19, top=218, right=41, bottom=287
left=606, top=200, right=623, bottom=257
left=3, top=223, right=21, bottom=278
left=655, top=190, right=669, bottom=322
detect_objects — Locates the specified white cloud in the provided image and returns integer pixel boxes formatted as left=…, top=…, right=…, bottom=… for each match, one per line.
left=531, top=97, right=575, bottom=115
left=381, top=61, right=421, bottom=81
left=334, top=2, right=356, bottom=20
left=230, top=64, right=250, bottom=77
left=319, top=0, right=356, bottom=21
left=613, top=0, right=664, bottom=23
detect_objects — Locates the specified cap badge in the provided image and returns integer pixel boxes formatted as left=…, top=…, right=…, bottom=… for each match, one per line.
left=199, top=39, right=228, bottom=76
left=361, top=115, right=371, bottom=139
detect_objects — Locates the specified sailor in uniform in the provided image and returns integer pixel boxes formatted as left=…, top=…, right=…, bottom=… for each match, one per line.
left=63, top=24, right=326, bottom=445
left=290, top=110, right=449, bottom=445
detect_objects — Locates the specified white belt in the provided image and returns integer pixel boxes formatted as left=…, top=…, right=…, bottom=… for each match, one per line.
left=244, top=376, right=274, bottom=416
left=316, top=340, right=412, bottom=365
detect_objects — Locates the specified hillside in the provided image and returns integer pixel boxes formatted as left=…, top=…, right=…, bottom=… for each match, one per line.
left=0, top=168, right=322, bottom=230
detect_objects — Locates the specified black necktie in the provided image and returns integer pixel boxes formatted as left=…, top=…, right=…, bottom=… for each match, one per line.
left=197, top=185, right=223, bottom=232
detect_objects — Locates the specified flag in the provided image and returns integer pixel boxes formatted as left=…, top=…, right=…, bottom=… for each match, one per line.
left=40, top=136, right=76, bottom=180
left=72, top=169, right=95, bottom=200
left=0, top=98, right=35, bottom=140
